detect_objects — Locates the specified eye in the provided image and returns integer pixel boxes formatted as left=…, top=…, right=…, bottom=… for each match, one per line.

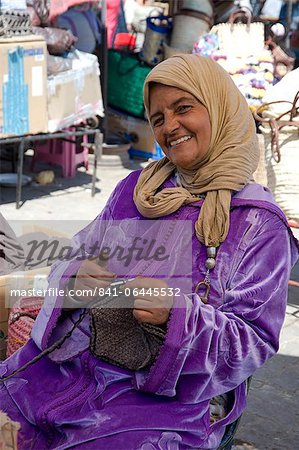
left=152, top=116, right=164, bottom=127
left=176, top=105, right=192, bottom=113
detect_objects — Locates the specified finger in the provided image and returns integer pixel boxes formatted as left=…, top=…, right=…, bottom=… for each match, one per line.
left=134, top=298, right=160, bottom=309
left=84, top=259, right=113, bottom=271
left=126, top=276, right=165, bottom=290
left=78, top=273, right=115, bottom=284
left=78, top=264, right=116, bottom=281
left=75, top=277, right=114, bottom=292
left=90, top=264, right=116, bottom=279
left=74, top=268, right=114, bottom=289
left=133, top=309, right=154, bottom=323
left=134, top=295, right=172, bottom=308
left=134, top=303, right=169, bottom=319
left=134, top=307, right=170, bottom=325
left=89, top=254, right=100, bottom=263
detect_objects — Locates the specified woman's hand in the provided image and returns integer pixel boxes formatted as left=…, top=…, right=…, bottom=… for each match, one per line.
left=73, top=259, right=115, bottom=303
left=126, top=277, right=173, bottom=325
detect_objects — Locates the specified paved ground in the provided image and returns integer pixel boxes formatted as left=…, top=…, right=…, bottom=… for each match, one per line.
left=1, top=149, right=298, bottom=450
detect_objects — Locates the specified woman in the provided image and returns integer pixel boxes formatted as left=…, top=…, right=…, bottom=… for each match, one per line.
left=1, top=55, right=298, bottom=449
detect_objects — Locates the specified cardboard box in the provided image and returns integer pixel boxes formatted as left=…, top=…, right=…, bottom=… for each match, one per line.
left=0, top=35, right=48, bottom=138
left=107, top=107, right=156, bottom=156
left=47, top=52, right=103, bottom=132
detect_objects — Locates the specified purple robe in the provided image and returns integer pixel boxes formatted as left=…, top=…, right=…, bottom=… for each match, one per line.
left=1, top=171, right=298, bottom=450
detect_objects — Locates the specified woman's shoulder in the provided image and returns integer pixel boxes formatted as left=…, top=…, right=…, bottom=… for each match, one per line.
left=113, top=169, right=142, bottom=195
left=229, top=182, right=289, bottom=236
left=107, top=170, right=143, bottom=219
left=119, top=169, right=143, bottom=190
left=230, top=183, right=299, bottom=264
left=234, top=183, right=275, bottom=203
left=232, top=183, right=285, bottom=221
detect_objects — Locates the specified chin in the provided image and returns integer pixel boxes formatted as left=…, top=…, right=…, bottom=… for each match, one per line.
left=169, top=152, right=200, bottom=169
left=174, top=160, right=195, bottom=170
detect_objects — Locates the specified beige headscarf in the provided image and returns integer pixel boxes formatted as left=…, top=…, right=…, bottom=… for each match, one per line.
left=133, top=55, right=259, bottom=247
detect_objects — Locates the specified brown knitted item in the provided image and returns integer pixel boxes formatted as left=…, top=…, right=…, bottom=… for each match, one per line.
left=90, top=295, right=166, bottom=371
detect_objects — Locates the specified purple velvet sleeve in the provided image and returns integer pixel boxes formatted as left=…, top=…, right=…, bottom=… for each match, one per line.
left=134, top=215, right=292, bottom=401
left=31, top=189, right=118, bottom=352
left=32, top=173, right=141, bottom=355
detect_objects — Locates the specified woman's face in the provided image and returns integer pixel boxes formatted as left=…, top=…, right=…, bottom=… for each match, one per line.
left=149, top=84, right=211, bottom=169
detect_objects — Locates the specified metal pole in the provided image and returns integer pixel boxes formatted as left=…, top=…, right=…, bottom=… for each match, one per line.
left=100, top=0, right=108, bottom=143
left=169, top=0, right=181, bottom=16
left=92, top=131, right=103, bottom=197
left=287, top=0, right=293, bottom=29
left=286, top=0, right=293, bottom=48
left=0, top=128, right=99, bottom=208
left=16, top=138, right=25, bottom=209
left=1, top=129, right=99, bottom=145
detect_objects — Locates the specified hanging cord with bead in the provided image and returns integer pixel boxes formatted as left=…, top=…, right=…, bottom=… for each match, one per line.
left=195, top=246, right=217, bottom=303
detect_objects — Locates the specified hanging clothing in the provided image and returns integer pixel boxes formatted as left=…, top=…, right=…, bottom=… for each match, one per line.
left=55, top=5, right=101, bottom=54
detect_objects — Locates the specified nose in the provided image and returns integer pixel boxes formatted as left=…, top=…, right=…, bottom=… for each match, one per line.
left=163, top=112, right=180, bottom=135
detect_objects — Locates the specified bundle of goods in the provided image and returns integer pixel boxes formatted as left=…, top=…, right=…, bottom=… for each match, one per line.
left=26, top=0, right=50, bottom=26
left=47, top=53, right=73, bottom=75
left=140, top=15, right=172, bottom=66
left=32, top=25, right=77, bottom=55
left=0, top=34, right=48, bottom=137
left=0, top=36, right=103, bottom=137
left=26, top=0, right=94, bottom=24
left=54, top=3, right=101, bottom=54
left=107, top=49, right=151, bottom=118
left=0, top=9, right=32, bottom=37
left=211, top=12, right=265, bottom=58
left=27, top=0, right=78, bottom=56
left=47, top=51, right=103, bottom=132
left=254, top=71, right=299, bottom=225
left=48, top=0, right=97, bottom=22
left=164, top=0, right=213, bottom=57
left=193, top=10, right=274, bottom=110
left=129, top=2, right=164, bottom=34
left=113, top=32, right=136, bottom=51
left=7, top=296, right=44, bottom=357
left=0, top=1, right=31, bottom=37
left=170, top=8, right=213, bottom=53
left=265, top=25, right=295, bottom=81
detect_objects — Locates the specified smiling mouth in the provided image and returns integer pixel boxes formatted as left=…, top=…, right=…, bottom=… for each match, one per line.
left=169, top=135, right=192, bottom=147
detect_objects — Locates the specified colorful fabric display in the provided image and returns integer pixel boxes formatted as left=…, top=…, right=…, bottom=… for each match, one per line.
left=193, top=33, right=274, bottom=110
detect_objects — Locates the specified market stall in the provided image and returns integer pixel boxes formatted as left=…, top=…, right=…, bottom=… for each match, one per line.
left=104, top=1, right=297, bottom=155
left=1, top=1, right=297, bottom=206
left=0, top=0, right=104, bottom=208
left=104, top=0, right=298, bottom=229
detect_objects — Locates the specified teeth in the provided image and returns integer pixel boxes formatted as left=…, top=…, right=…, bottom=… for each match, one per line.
left=170, top=136, right=191, bottom=146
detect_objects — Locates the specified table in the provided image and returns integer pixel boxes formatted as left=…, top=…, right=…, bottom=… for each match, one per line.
left=0, top=127, right=103, bottom=209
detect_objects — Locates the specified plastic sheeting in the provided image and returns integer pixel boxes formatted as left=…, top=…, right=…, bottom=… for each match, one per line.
left=32, top=26, right=77, bottom=55
left=47, top=54, right=72, bottom=75
left=26, top=0, right=50, bottom=25
left=47, top=51, right=104, bottom=132
left=27, top=6, right=41, bottom=26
